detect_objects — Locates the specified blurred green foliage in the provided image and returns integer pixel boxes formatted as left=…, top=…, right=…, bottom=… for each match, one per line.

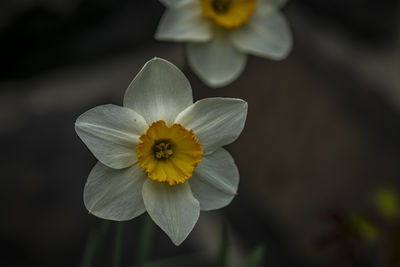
left=243, top=245, right=265, bottom=267
left=350, top=215, right=379, bottom=242
left=317, top=186, right=400, bottom=267
left=135, top=215, right=155, bottom=267
left=81, top=220, right=112, bottom=267
left=373, top=188, right=400, bottom=220
left=81, top=217, right=266, bottom=267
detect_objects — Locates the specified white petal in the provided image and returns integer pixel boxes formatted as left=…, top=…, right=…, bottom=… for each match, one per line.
left=123, top=58, right=193, bottom=126
left=186, top=30, right=247, bottom=88
left=231, top=10, right=292, bottom=60
left=155, top=1, right=212, bottom=42
left=175, top=98, right=248, bottom=154
left=84, top=162, right=147, bottom=221
left=142, top=180, right=200, bottom=245
left=190, top=148, right=239, bottom=211
left=159, top=0, right=195, bottom=8
left=75, top=104, right=148, bottom=169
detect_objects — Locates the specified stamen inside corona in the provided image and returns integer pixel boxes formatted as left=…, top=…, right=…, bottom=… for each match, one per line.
left=153, top=140, right=174, bottom=159
left=212, top=0, right=231, bottom=14
left=136, top=121, right=203, bottom=186
left=201, top=0, right=257, bottom=29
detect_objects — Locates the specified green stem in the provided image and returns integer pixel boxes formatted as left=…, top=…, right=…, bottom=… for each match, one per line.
left=80, top=220, right=111, bottom=267
left=136, top=214, right=155, bottom=267
left=216, top=223, right=228, bottom=267
left=243, top=245, right=266, bottom=267
left=113, top=222, right=125, bottom=267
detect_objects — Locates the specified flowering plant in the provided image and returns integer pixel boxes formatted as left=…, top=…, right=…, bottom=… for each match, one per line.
left=156, top=0, right=292, bottom=87
left=75, top=58, right=247, bottom=245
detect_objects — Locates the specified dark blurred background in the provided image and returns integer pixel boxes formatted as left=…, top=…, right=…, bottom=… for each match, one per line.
left=1, top=0, right=399, bottom=266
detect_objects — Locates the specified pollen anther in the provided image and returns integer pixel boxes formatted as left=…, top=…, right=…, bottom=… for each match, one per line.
left=212, top=0, right=231, bottom=14
left=153, top=141, right=174, bottom=159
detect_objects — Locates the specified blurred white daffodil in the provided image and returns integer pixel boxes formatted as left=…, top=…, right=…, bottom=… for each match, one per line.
left=156, top=0, right=293, bottom=88
left=75, top=58, right=247, bottom=245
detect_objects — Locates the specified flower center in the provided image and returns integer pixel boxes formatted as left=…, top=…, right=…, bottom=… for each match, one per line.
left=136, top=120, right=203, bottom=186
left=201, top=0, right=257, bottom=29
left=153, top=140, right=174, bottom=159
left=212, top=0, right=231, bottom=14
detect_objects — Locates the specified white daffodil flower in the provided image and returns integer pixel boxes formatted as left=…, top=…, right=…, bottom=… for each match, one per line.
left=155, top=0, right=293, bottom=88
left=75, top=58, right=247, bottom=245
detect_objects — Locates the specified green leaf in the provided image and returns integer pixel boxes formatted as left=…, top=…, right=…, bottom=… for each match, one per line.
left=142, top=254, right=203, bottom=267
left=216, top=222, right=228, bottom=267
left=80, top=220, right=112, bottom=267
left=113, top=222, right=125, bottom=267
left=243, top=245, right=266, bottom=267
left=136, top=214, right=155, bottom=267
